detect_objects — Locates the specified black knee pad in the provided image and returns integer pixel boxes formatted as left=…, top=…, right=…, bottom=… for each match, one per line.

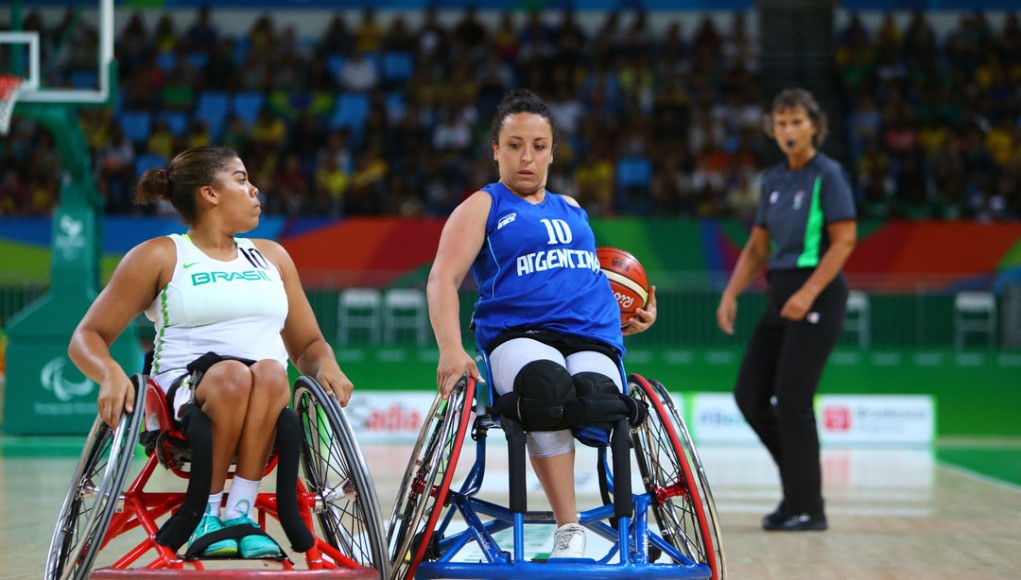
left=566, top=372, right=647, bottom=447
left=565, top=372, right=621, bottom=445
left=571, top=372, right=620, bottom=399
left=494, top=360, right=576, bottom=431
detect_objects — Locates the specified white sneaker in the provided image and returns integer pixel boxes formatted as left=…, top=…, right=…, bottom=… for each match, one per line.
left=549, top=523, right=586, bottom=559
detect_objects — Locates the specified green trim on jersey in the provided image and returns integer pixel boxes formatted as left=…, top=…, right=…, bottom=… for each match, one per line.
left=152, top=287, right=169, bottom=374
left=797, top=175, right=824, bottom=268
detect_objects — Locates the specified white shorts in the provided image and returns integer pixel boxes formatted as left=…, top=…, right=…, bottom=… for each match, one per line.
left=151, top=369, right=193, bottom=423
left=489, top=337, right=623, bottom=458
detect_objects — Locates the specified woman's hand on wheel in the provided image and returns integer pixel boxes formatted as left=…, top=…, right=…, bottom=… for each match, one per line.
left=97, top=366, right=133, bottom=428
left=317, top=368, right=354, bottom=407
left=436, top=350, right=481, bottom=400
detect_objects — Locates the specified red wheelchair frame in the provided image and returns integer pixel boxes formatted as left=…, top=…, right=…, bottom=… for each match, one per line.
left=46, top=374, right=386, bottom=579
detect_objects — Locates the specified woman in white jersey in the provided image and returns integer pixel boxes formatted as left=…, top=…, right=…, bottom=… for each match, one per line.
left=427, top=89, right=657, bottom=559
left=68, top=145, right=353, bottom=558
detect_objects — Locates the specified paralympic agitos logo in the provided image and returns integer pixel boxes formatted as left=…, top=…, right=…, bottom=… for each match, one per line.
left=41, top=357, right=94, bottom=402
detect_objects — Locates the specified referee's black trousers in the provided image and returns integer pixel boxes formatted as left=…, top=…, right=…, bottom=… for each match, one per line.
left=734, top=269, right=847, bottom=516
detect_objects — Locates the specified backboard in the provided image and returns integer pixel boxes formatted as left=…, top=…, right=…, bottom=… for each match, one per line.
left=0, top=0, right=114, bottom=105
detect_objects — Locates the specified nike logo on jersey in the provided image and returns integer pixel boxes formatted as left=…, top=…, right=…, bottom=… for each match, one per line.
left=183, top=262, right=201, bottom=269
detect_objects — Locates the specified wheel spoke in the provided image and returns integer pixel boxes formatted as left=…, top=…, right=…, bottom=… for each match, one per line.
left=630, top=374, right=724, bottom=577
left=294, top=377, right=387, bottom=573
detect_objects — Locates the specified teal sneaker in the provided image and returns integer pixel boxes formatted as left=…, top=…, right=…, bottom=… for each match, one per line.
left=189, top=514, right=238, bottom=557
left=223, top=515, right=284, bottom=559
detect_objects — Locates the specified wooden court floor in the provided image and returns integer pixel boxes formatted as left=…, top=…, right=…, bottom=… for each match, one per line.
left=2, top=438, right=1020, bottom=579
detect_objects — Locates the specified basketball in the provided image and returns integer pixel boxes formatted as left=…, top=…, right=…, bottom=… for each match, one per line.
left=597, top=247, right=649, bottom=328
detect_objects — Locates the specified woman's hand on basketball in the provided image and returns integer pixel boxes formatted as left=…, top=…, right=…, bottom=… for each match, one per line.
left=437, top=349, right=481, bottom=400
left=318, top=368, right=354, bottom=407
left=623, top=285, right=657, bottom=335
left=97, top=364, right=134, bottom=428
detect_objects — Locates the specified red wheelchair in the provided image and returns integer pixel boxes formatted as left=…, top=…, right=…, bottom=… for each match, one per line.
left=45, top=374, right=388, bottom=579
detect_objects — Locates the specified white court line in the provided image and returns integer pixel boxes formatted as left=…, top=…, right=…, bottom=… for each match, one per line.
left=937, top=461, right=1021, bottom=494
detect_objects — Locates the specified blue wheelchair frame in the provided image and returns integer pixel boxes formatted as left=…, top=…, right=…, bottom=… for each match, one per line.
left=403, top=350, right=720, bottom=580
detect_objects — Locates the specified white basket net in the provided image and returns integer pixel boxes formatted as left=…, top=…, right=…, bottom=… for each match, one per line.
left=0, top=76, right=23, bottom=135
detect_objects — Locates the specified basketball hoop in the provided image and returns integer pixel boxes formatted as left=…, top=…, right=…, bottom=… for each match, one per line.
left=0, top=75, right=23, bottom=135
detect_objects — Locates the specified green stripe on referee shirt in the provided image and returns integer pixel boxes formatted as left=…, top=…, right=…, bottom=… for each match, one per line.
left=797, top=175, right=824, bottom=268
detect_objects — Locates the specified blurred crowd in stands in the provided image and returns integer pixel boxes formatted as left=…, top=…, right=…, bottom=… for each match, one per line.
left=0, top=7, right=1018, bottom=221
left=838, top=11, right=1021, bottom=221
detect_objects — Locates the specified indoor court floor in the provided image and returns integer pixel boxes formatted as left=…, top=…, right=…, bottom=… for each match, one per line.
left=2, top=436, right=1020, bottom=579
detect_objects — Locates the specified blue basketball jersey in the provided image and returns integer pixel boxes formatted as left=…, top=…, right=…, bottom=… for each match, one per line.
left=470, top=182, right=624, bottom=356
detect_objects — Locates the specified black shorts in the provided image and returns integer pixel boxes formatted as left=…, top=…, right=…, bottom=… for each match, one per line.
left=488, top=328, right=618, bottom=361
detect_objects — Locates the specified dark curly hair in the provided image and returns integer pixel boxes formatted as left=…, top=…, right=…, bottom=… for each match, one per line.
left=489, top=88, right=559, bottom=147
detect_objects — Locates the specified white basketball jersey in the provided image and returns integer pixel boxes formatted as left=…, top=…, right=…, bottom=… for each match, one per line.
left=145, top=234, right=289, bottom=375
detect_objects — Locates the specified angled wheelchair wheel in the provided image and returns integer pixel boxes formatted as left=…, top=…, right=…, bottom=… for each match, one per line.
left=293, top=376, right=389, bottom=575
left=45, top=374, right=146, bottom=580
left=630, top=374, right=727, bottom=580
left=387, top=375, right=474, bottom=580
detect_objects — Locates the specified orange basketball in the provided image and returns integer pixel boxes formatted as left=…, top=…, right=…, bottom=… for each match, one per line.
left=598, top=247, right=650, bottom=328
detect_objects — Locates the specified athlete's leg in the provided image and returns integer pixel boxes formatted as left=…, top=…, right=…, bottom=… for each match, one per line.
left=529, top=451, right=577, bottom=526
left=219, top=360, right=290, bottom=557
left=235, top=360, right=291, bottom=480
left=490, top=338, right=577, bottom=525
left=564, top=351, right=623, bottom=392
left=194, top=360, right=254, bottom=493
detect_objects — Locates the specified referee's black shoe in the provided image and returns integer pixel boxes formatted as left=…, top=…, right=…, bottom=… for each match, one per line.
left=762, top=501, right=789, bottom=529
left=762, top=510, right=828, bottom=531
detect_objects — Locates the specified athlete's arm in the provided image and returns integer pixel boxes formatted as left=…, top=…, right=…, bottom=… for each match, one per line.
left=779, top=219, right=856, bottom=321
left=566, top=193, right=662, bottom=334
left=717, top=225, right=770, bottom=335
left=69, top=237, right=174, bottom=427
left=258, top=239, right=353, bottom=406
left=427, top=190, right=490, bottom=398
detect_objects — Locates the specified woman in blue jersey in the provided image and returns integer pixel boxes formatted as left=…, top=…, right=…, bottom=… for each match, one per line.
left=68, top=145, right=354, bottom=558
left=716, top=88, right=857, bottom=532
left=427, top=88, right=657, bottom=559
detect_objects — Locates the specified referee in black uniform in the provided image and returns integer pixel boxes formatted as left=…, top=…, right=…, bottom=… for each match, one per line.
left=716, top=88, right=856, bottom=532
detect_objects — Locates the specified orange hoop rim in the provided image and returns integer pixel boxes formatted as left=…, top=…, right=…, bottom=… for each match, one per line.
left=0, top=75, right=22, bottom=99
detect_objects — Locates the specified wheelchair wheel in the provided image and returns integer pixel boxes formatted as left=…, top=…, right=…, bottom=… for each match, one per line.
left=629, top=374, right=726, bottom=580
left=45, top=374, right=146, bottom=580
left=293, top=376, right=389, bottom=575
left=387, top=375, right=474, bottom=580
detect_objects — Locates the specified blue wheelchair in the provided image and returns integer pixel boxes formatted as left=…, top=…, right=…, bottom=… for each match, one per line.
left=386, top=360, right=726, bottom=580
